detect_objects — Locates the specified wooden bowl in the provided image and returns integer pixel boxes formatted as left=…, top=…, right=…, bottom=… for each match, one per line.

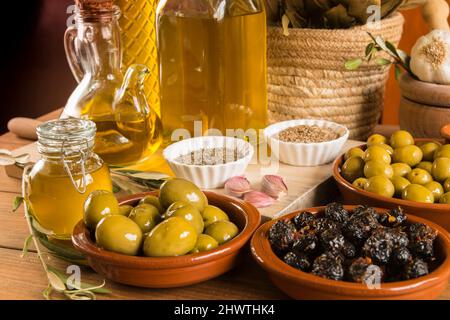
left=333, top=140, right=450, bottom=232
left=72, top=191, right=261, bottom=288
left=399, top=73, right=450, bottom=138
left=251, top=206, right=450, bottom=300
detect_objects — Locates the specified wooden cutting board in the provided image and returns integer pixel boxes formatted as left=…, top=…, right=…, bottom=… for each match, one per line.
left=6, top=140, right=362, bottom=219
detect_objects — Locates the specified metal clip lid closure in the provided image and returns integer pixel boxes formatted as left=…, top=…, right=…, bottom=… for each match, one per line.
left=36, top=119, right=97, bottom=194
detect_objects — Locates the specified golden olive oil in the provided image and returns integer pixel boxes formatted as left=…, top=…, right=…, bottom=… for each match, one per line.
left=158, top=9, right=268, bottom=138
left=92, top=114, right=162, bottom=166
left=28, top=162, right=112, bottom=239
left=118, top=0, right=160, bottom=114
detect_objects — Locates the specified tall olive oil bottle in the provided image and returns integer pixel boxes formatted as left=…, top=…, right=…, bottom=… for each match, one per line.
left=118, top=0, right=160, bottom=114
left=156, top=0, right=268, bottom=140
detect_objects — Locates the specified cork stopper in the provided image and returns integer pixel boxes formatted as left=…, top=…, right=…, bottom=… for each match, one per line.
left=75, top=0, right=114, bottom=11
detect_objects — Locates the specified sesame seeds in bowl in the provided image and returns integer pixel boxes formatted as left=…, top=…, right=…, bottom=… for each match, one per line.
left=264, top=119, right=349, bottom=166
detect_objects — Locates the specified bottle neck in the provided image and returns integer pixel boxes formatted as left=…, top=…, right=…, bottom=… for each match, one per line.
left=74, top=6, right=122, bottom=79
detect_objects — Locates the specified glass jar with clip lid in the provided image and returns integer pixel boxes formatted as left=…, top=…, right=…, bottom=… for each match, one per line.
left=23, top=119, right=113, bottom=240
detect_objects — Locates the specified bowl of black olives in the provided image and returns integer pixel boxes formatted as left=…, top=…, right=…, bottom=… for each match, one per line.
left=250, top=203, right=450, bottom=300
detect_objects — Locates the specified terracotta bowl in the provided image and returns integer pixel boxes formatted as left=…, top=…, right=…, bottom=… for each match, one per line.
left=72, top=191, right=261, bottom=288
left=442, top=124, right=450, bottom=144
left=333, top=139, right=450, bottom=232
left=251, top=206, right=450, bottom=300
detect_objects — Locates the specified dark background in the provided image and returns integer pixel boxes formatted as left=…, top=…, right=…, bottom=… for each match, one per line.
left=0, top=0, right=75, bottom=133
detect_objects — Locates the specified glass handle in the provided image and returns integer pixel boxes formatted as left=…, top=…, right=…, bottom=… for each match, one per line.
left=64, top=26, right=84, bottom=83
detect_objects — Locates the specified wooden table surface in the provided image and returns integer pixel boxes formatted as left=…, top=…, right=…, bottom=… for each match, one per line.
left=0, top=111, right=449, bottom=300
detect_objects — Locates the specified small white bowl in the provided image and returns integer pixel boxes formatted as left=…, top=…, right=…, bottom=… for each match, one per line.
left=163, top=136, right=254, bottom=189
left=264, top=119, right=349, bottom=167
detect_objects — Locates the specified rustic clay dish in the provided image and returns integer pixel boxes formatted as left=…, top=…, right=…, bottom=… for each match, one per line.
left=333, top=139, right=450, bottom=232
left=442, top=124, right=450, bottom=144
left=251, top=205, right=450, bottom=300
left=72, top=191, right=260, bottom=288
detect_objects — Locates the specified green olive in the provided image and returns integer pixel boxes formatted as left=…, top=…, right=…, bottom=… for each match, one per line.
left=143, top=217, right=197, bottom=257
left=393, top=145, right=423, bottom=167
left=367, top=134, right=388, bottom=146
left=344, top=147, right=365, bottom=161
left=128, top=203, right=161, bottom=233
left=118, top=205, right=133, bottom=216
left=202, top=205, right=230, bottom=227
left=406, top=168, right=433, bottom=185
left=363, top=146, right=391, bottom=164
left=390, top=130, right=414, bottom=149
left=139, top=195, right=163, bottom=213
left=365, top=176, right=395, bottom=198
left=190, top=234, right=219, bottom=253
left=352, top=177, right=369, bottom=190
left=364, top=160, right=394, bottom=179
left=440, top=192, right=450, bottom=204
left=432, top=158, right=450, bottom=182
left=95, top=215, right=142, bottom=256
left=444, top=178, right=450, bottom=193
left=159, top=178, right=208, bottom=212
left=424, top=181, right=444, bottom=202
left=420, top=142, right=441, bottom=162
left=164, top=201, right=204, bottom=234
left=391, top=176, right=411, bottom=197
left=402, top=184, right=434, bottom=203
left=341, top=156, right=365, bottom=182
left=205, top=221, right=239, bottom=245
left=378, top=144, right=394, bottom=156
left=391, top=163, right=412, bottom=177
left=434, top=144, right=450, bottom=160
left=84, top=190, right=120, bottom=230
left=416, top=161, right=433, bottom=174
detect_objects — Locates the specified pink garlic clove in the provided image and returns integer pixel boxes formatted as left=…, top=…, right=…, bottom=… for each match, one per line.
left=224, top=175, right=252, bottom=198
left=261, top=175, right=288, bottom=199
left=244, top=191, right=275, bottom=208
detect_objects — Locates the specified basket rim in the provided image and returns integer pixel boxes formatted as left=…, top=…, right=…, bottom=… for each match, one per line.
left=268, top=12, right=404, bottom=35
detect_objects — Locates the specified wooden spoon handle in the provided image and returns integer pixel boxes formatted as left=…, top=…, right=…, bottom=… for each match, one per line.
left=422, top=0, right=450, bottom=30
left=7, top=117, right=42, bottom=140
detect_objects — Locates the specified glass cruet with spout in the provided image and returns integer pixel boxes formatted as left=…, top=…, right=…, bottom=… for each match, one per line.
left=62, top=3, right=162, bottom=166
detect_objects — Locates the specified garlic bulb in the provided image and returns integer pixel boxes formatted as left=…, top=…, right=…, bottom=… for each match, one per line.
left=410, top=29, right=450, bottom=85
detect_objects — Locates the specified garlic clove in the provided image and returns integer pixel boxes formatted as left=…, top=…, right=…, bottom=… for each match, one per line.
left=261, top=175, right=288, bottom=199
left=244, top=191, right=275, bottom=208
left=224, top=175, right=252, bottom=198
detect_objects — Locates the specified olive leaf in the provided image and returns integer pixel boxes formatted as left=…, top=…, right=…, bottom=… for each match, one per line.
left=47, top=271, right=67, bottom=292
left=395, top=64, right=403, bottom=80
left=12, top=196, right=24, bottom=212
left=376, top=57, right=391, bottom=65
left=110, top=168, right=168, bottom=193
left=47, top=265, right=110, bottom=294
left=345, top=32, right=416, bottom=78
left=21, top=234, right=34, bottom=257
left=344, top=58, right=363, bottom=70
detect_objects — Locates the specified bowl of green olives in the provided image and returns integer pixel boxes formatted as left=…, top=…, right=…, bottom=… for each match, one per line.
left=333, top=130, right=450, bottom=232
left=72, top=178, right=261, bottom=288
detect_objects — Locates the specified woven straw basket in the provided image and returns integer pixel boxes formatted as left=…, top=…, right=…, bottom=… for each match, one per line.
left=268, top=13, right=404, bottom=140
